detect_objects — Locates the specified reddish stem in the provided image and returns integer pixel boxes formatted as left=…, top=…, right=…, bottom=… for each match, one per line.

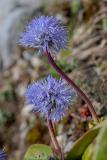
left=45, top=49, right=99, bottom=122
left=47, top=119, right=64, bottom=160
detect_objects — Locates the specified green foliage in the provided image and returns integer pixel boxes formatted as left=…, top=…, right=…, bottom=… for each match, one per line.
left=102, top=18, right=107, bottom=31
left=66, top=125, right=100, bottom=160
left=80, top=119, right=107, bottom=160
left=0, top=86, right=16, bottom=101
left=71, top=0, right=81, bottom=15
left=48, top=57, right=78, bottom=78
left=57, top=58, right=78, bottom=73
left=92, top=119, right=107, bottom=160
left=82, top=143, right=94, bottom=160
left=24, top=144, right=53, bottom=160
left=0, top=109, right=12, bottom=127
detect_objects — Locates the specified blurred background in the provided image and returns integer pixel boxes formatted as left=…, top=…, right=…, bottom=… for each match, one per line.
left=0, top=0, right=107, bottom=159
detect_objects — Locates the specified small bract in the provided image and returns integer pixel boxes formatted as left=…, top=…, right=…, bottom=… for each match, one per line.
left=19, top=16, right=68, bottom=54
left=25, top=75, right=76, bottom=122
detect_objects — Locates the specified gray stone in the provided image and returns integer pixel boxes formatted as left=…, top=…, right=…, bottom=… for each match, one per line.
left=0, top=0, right=44, bottom=69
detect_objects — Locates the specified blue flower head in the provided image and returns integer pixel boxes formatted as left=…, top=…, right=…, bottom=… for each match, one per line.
left=25, top=75, right=76, bottom=122
left=0, top=150, right=8, bottom=160
left=19, top=16, right=68, bottom=54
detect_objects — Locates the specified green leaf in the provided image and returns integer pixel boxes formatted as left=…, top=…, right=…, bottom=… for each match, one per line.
left=102, top=18, right=107, bottom=31
left=24, top=144, right=53, bottom=160
left=0, top=109, right=12, bottom=127
left=66, top=125, right=101, bottom=160
left=82, top=143, right=94, bottom=160
left=71, top=0, right=81, bottom=15
left=92, top=119, right=107, bottom=160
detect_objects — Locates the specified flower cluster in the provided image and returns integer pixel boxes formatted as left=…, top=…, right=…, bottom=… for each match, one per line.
left=19, top=16, right=68, bottom=54
left=25, top=75, right=76, bottom=122
left=20, top=16, right=77, bottom=121
left=0, top=150, right=8, bottom=160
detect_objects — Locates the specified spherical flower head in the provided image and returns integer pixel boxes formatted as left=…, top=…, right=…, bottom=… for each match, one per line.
left=25, top=75, right=77, bottom=122
left=0, top=150, right=8, bottom=160
left=19, top=16, right=68, bottom=54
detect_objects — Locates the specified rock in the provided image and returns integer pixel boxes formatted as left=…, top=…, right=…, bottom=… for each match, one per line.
left=16, top=84, right=26, bottom=97
left=31, top=56, right=42, bottom=68
left=21, top=104, right=33, bottom=119
left=64, top=141, right=74, bottom=153
left=57, top=134, right=67, bottom=148
left=0, top=0, right=43, bottom=70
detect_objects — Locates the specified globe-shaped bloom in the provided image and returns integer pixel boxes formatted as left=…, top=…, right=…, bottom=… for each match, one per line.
left=25, top=75, right=76, bottom=122
left=19, top=16, right=68, bottom=54
left=0, top=150, right=8, bottom=160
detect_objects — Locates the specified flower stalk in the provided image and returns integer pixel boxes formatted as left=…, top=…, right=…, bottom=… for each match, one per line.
left=47, top=118, right=64, bottom=160
left=45, top=48, right=99, bottom=122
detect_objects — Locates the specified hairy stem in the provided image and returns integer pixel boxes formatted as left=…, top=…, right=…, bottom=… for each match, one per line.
left=47, top=119, right=64, bottom=160
left=45, top=49, right=99, bottom=122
